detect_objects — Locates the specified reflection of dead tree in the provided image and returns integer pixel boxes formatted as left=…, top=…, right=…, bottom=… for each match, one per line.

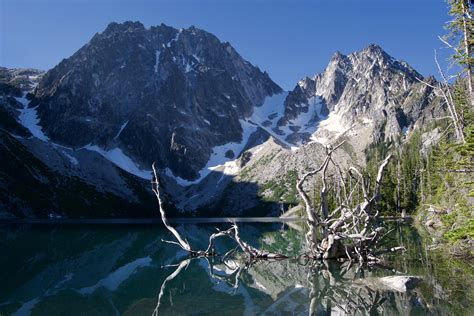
left=152, top=258, right=190, bottom=316
left=152, top=164, right=287, bottom=259
left=307, top=262, right=392, bottom=315
left=154, top=256, right=423, bottom=315
left=153, top=256, right=264, bottom=315
left=153, top=139, right=401, bottom=263
left=297, top=142, right=399, bottom=262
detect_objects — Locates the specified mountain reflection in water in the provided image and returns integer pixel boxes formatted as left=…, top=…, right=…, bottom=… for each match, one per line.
left=0, top=220, right=471, bottom=315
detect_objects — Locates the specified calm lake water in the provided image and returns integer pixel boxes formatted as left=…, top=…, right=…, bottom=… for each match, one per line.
left=0, top=220, right=472, bottom=315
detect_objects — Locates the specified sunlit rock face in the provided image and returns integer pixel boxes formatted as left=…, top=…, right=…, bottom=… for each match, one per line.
left=283, top=44, right=443, bottom=143
left=33, top=21, right=282, bottom=180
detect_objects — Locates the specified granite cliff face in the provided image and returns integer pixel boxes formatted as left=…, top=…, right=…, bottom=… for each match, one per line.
left=32, top=21, right=281, bottom=180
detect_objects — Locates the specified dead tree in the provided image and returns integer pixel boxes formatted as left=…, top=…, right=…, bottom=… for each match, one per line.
left=297, top=143, right=396, bottom=262
left=153, top=140, right=399, bottom=263
left=151, top=163, right=286, bottom=259
left=417, top=50, right=466, bottom=144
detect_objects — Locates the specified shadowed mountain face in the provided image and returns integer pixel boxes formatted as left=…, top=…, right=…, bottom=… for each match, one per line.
left=33, top=21, right=282, bottom=180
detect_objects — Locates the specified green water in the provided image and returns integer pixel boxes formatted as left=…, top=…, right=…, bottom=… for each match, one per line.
left=0, top=222, right=472, bottom=315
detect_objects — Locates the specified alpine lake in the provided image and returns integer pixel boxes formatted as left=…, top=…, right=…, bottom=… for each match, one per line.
left=0, top=218, right=472, bottom=315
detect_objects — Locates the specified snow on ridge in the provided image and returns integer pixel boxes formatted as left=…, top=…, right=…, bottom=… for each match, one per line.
left=14, top=95, right=152, bottom=180
left=166, top=30, right=181, bottom=47
left=84, top=144, right=152, bottom=180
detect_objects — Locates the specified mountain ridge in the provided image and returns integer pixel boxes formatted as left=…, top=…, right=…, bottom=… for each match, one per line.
left=0, top=21, right=445, bottom=217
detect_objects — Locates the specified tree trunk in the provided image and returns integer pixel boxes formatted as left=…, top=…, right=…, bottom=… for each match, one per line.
left=461, top=0, right=474, bottom=106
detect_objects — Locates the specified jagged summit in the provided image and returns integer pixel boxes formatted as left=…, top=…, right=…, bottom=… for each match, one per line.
left=281, top=44, right=437, bottom=145
left=31, top=21, right=282, bottom=180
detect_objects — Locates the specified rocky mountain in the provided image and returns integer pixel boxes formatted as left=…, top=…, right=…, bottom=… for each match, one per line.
left=32, top=21, right=281, bottom=181
left=176, top=44, right=444, bottom=214
left=280, top=44, right=443, bottom=145
left=0, top=67, right=156, bottom=218
left=0, top=22, right=446, bottom=218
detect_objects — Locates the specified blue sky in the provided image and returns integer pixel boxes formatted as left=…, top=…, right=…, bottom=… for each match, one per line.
left=1, top=0, right=452, bottom=90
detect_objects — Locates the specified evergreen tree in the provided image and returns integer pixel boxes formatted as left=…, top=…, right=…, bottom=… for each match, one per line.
left=446, top=0, right=474, bottom=106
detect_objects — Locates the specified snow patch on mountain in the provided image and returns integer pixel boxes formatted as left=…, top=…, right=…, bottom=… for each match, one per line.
left=167, top=93, right=336, bottom=186
left=249, top=92, right=287, bottom=128
left=83, top=144, right=151, bottom=180
left=310, top=112, right=349, bottom=145
left=154, top=50, right=160, bottom=72
left=247, top=93, right=328, bottom=149
left=278, top=96, right=326, bottom=142
left=16, top=95, right=50, bottom=142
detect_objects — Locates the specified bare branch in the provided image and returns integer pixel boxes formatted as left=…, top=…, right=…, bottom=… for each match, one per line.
left=152, top=163, right=192, bottom=252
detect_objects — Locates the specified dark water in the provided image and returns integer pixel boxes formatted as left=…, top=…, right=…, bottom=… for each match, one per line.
left=0, top=221, right=472, bottom=315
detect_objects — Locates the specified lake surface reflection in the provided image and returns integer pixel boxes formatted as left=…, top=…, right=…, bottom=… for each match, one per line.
left=0, top=220, right=472, bottom=315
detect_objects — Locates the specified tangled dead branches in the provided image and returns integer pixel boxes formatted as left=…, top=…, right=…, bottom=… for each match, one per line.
left=151, top=140, right=402, bottom=264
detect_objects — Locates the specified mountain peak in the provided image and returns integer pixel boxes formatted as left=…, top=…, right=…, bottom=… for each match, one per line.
left=330, top=51, right=348, bottom=62
left=34, top=20, right=281, bottom=181
left=364, top=43, right=384, bottom=53
left=103, top=21, right=146, bottom=34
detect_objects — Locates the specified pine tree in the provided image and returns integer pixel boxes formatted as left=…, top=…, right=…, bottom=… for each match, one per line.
left=446, top=0, right=474, bottom=106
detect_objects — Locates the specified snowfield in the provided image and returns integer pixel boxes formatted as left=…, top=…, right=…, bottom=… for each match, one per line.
left=165, top=119, right=258, bottom=186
